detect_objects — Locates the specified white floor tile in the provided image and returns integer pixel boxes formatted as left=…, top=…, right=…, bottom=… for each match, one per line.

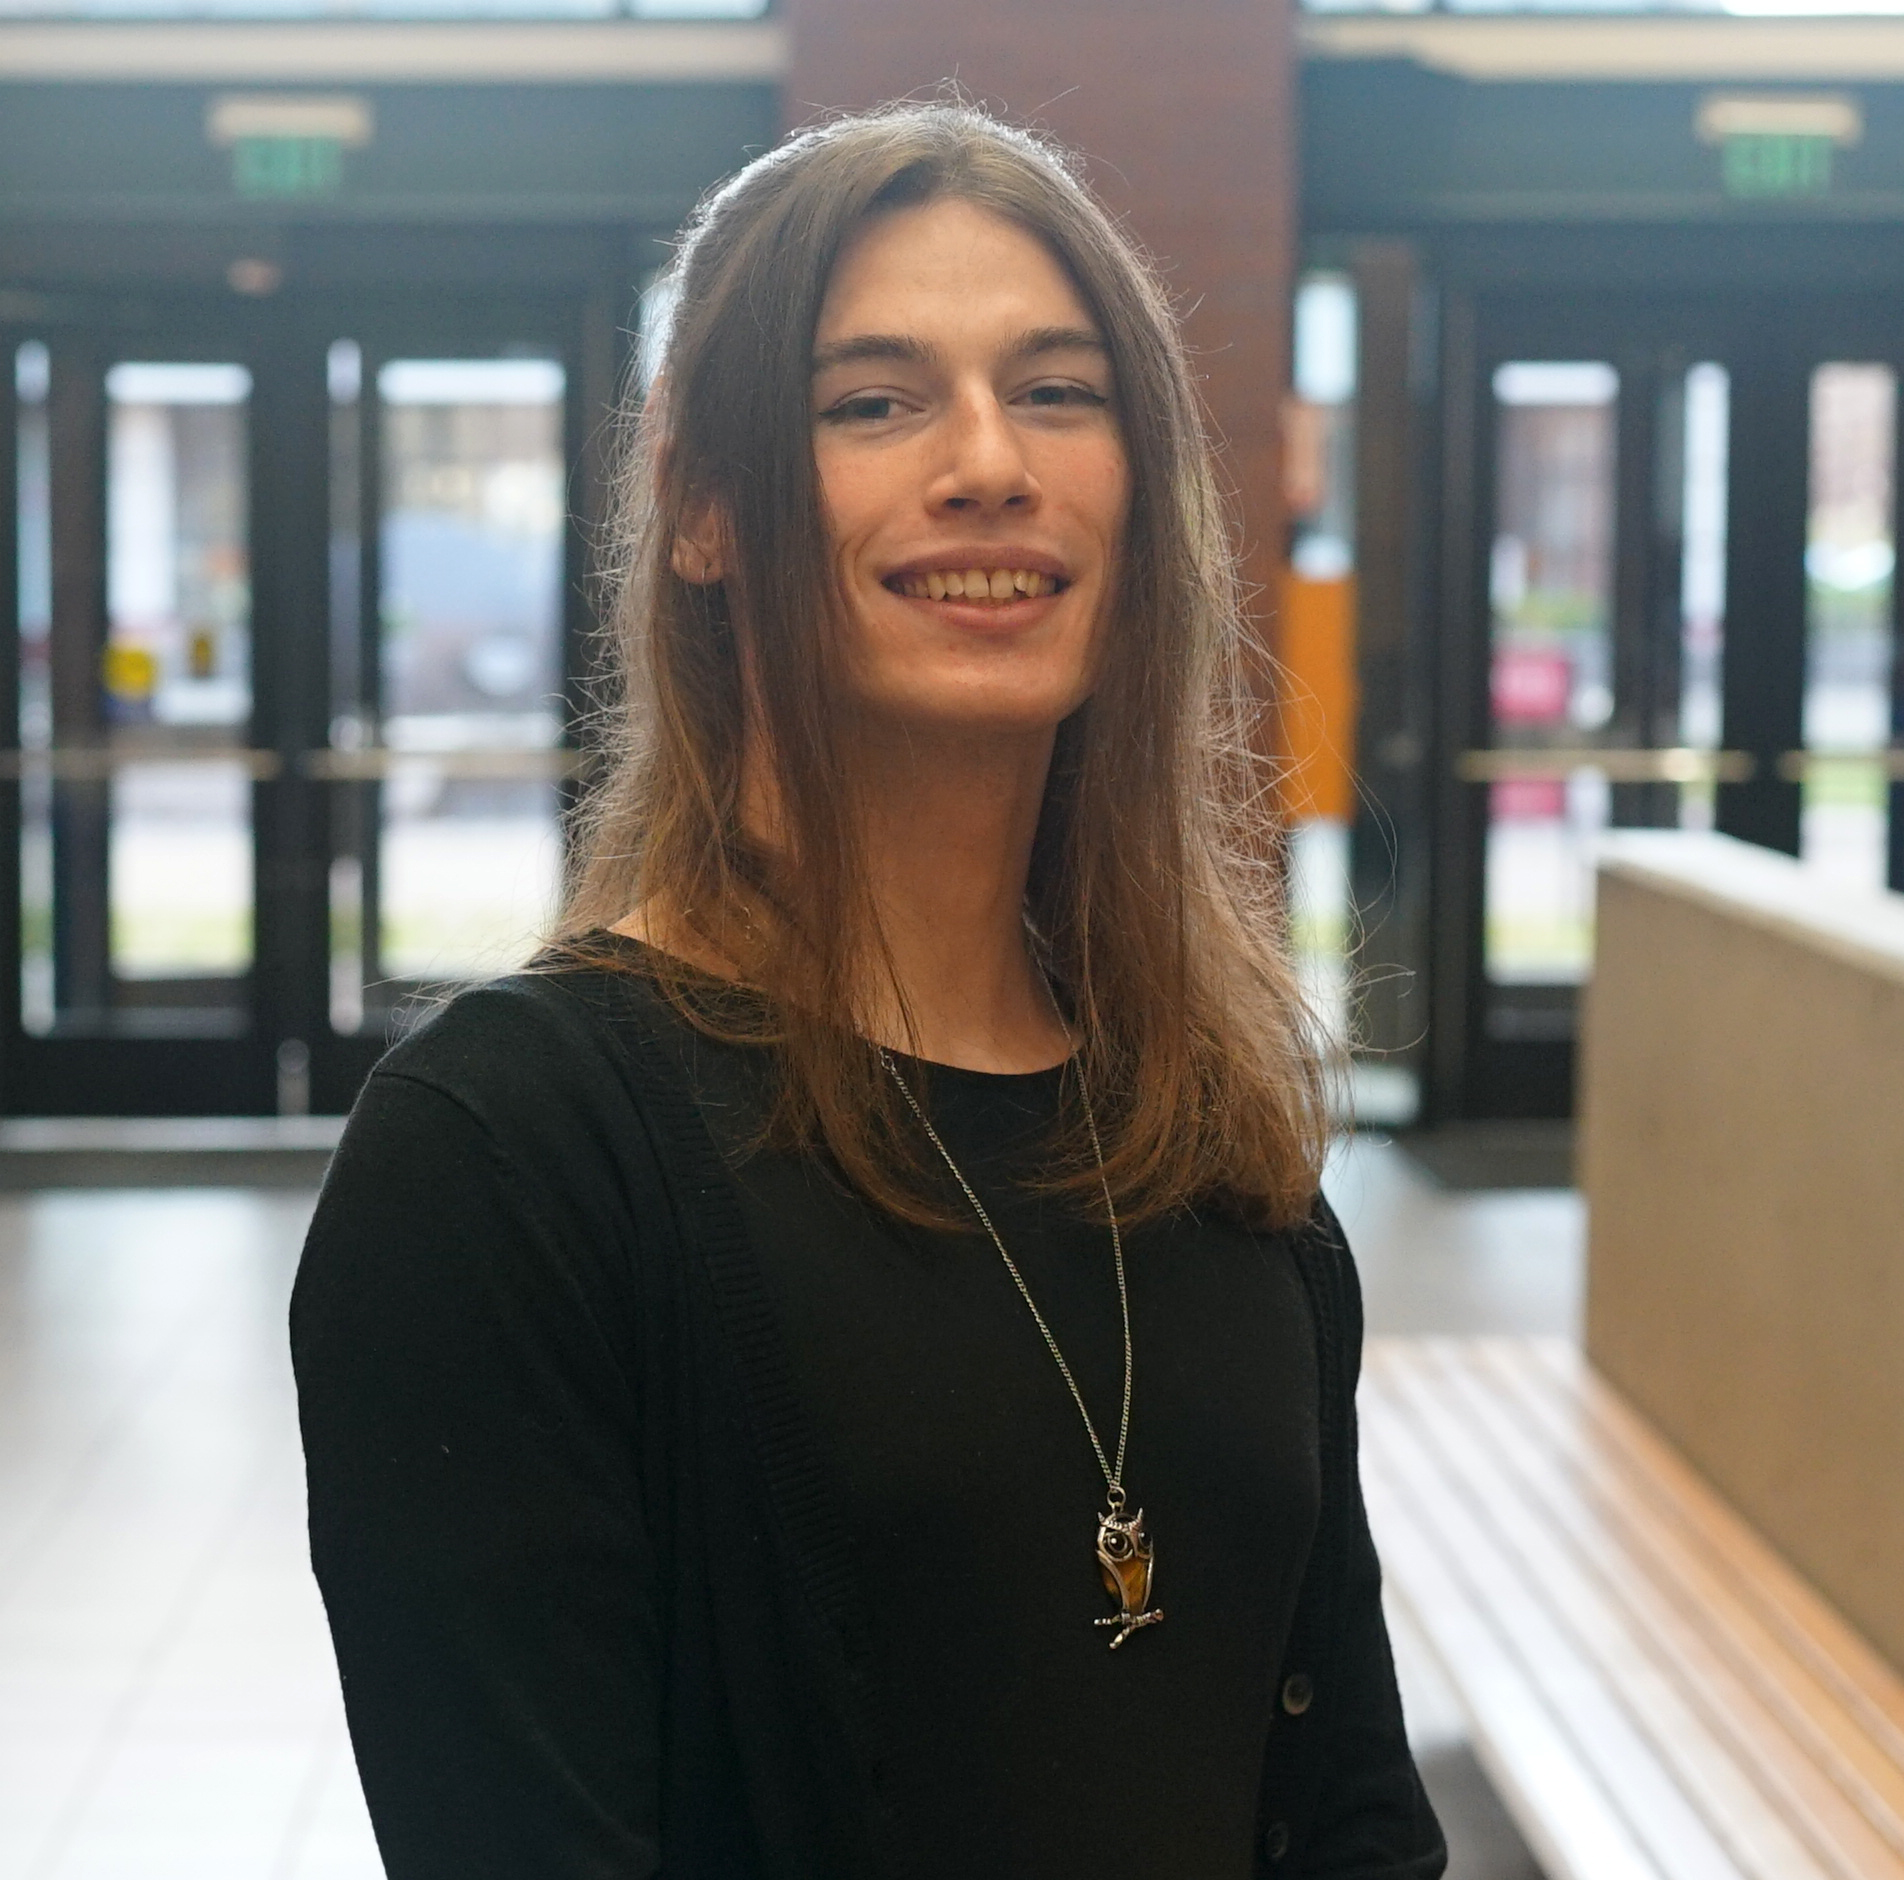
left=285, top=1735, right=386, bottom=1880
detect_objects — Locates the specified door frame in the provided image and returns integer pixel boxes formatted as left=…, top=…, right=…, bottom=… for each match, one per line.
left=1425, top=286, right=1904, bottom=1121
left=296, top=287, right=611, bottom=1117
left=0, top=290, right=314, bottom=1114
left=0, top=254, right=628, bottom=1116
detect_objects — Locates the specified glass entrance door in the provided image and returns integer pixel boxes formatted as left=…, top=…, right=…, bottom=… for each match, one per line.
left=320, top=346, right=572, bottom=1044
left=1801, top=363, right=1898, bottom=895
left=1435, top=295, right=1902, bottom=1120
left=2, top=298, right=593, bottom=1116
left=6, top=324, right=276, bottom=1111
left=1480, top=358, right=1622, bottom=1009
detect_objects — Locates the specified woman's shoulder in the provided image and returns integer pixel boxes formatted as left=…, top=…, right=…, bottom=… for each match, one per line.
left=1276, top=1185, right=1365, bottom=1390
left=309, top=956, right=714, bottom=1285
left=362, top=952, right=684, bottom=1151
left=294, top=963, right=688, bottom=1458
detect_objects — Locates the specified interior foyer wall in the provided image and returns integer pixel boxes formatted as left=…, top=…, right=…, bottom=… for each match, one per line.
left=1582, top=832, right=1904, bottom=1673
left=781, top=0, right=1297, bottom=690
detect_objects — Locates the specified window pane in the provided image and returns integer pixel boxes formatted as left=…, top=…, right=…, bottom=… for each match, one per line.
left=16, top=342, right=53, bottom=1033
left=1284, top=271, right=1358, bottom=1062
left=18, top=350, right=255, bottom=1038
left=1803, top=362, right=1895, bottom=895
left=1484, top=360, right=1618, bottom=988
left=327, top=340, right=368, bottom=1034
left=1676, top=362, right=1730, bottom=831
left=104, top=364, right=253, bottom=990
left=1288, top=271, right=1356, bottom=581
left=367, top=356, right=565, bottom=999
left=110, top=762, right=252, bottom=978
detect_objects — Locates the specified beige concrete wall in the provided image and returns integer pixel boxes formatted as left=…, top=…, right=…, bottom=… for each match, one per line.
left=1582, top=831, right=1904, bottom=1673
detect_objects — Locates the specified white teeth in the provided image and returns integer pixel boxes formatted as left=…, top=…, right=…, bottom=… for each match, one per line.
left=899, top=568, right=1058, bottom=601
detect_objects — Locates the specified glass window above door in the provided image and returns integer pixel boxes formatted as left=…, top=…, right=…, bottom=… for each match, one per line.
left=104, top=361, right=252, bottom=735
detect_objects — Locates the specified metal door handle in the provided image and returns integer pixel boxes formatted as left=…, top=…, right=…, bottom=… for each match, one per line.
left=299, top=748, right=589, bottom=782
left=0, top=747, right=284, bottom=781
left=1776, top=749, right=1904, bottom=782
left=0, top=747, right=593, bottom=783
left=1455, top=748, right=1756, bottom=785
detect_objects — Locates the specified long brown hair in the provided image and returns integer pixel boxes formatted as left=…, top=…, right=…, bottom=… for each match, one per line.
left=560, top=101, right=1330, bottom=1230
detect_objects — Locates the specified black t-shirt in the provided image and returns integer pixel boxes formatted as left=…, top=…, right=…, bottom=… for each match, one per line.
left=674, top=1010, right=1321, bottom=1878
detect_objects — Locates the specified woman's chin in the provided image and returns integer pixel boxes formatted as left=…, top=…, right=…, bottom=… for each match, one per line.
left=852, top=689, right=1088, bottom=748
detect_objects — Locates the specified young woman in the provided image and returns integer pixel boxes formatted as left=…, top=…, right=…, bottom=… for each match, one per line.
left=292, top=103, right=1446, bottom=1880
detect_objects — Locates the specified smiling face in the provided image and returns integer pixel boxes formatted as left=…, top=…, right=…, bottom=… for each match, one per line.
left=809, top=197, right=1131, bottom=747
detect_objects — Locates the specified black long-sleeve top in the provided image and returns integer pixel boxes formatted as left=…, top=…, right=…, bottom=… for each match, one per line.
left=290, top=951, right=1446, bottom=1879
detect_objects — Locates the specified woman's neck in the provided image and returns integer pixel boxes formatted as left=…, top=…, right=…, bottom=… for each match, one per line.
left=619, top=724, right=1072, bottom=1075
left=853, top=728, right=1070, bottom=1074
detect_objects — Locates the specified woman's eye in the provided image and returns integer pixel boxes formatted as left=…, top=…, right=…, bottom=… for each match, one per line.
left=1023, top=383, right=1109, bottom=410
left=818, top=393, right=901, bottom=424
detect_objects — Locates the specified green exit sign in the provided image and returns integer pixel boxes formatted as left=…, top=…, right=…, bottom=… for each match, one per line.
left=1697, top=93, right=1861, bottom=203
left=1722, top=132, right=1835, bottom=200
left=206, top=95, right=373, bottom=202
left=232, top=136, right=344, bottom=200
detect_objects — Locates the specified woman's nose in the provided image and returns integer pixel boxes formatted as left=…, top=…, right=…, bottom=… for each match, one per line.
left=930, top=392, right=1039, bottom=514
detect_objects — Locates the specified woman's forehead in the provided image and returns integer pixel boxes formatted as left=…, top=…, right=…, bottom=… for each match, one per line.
left=815, top=200, right=1099, bottom=352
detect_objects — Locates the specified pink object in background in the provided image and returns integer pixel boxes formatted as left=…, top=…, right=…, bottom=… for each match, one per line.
left=1491, top=778, right=1568, bottom=821
left=1491, top=648, right=1572, bottom=725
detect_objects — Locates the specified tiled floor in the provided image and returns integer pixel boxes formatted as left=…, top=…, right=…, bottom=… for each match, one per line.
left=0, top=1189, right=372, bottom=1879
left=1331, top=1134, right=1583, bottom=1880
left=1329, top=1132, right=1584, bottom=1341
left=0, top=1137, right=1582, bottom=1878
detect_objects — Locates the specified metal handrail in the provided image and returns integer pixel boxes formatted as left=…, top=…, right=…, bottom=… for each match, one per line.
left=1776, top=749, right=1904, bottom=782
left=0, top=746, right=284, bottom=781
left=0, top=745, right=591, bottom=783
left=1456, top=746, right=1756, bottom=785
left=300, top=748, right=590, bottom=782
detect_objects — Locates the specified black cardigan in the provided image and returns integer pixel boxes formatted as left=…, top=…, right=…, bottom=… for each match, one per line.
left=291, top=965, right=1447, bottom=1880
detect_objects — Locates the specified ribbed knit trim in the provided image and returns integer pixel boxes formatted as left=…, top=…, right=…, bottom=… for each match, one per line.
left=540, top=969, right=873, bottom=1672
left=1255, top=1195, right=1354, bottom=1869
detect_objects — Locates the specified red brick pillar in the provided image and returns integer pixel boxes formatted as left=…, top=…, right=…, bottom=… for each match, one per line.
left=782, top=0, right=1297, bottom=689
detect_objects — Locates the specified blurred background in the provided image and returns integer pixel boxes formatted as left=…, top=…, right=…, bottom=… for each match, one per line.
left=0, top=0, right=1895, bottom=1135
left=3, top=1, right=1904, bottom=1876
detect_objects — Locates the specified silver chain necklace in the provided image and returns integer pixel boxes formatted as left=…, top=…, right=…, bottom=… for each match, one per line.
left=879, top=1047, right=1164, bottom=1650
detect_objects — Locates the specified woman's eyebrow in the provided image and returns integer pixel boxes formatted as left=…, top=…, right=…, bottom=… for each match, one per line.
left=1011, top=325, right=1108, bottom=361
left=812, top=333, right=937, bottom=372
left=809, top=327, right=1108, bottom=374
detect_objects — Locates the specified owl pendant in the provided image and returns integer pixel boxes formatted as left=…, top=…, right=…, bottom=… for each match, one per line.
left=1094, top=1501, right=1164, bottom=1649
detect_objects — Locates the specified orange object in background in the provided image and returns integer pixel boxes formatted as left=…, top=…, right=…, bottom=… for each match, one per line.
left=1274, top=567, right=1357, bottom=824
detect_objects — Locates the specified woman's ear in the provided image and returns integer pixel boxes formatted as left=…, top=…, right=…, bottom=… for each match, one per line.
left=671, top=500, right=729, bottom=586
